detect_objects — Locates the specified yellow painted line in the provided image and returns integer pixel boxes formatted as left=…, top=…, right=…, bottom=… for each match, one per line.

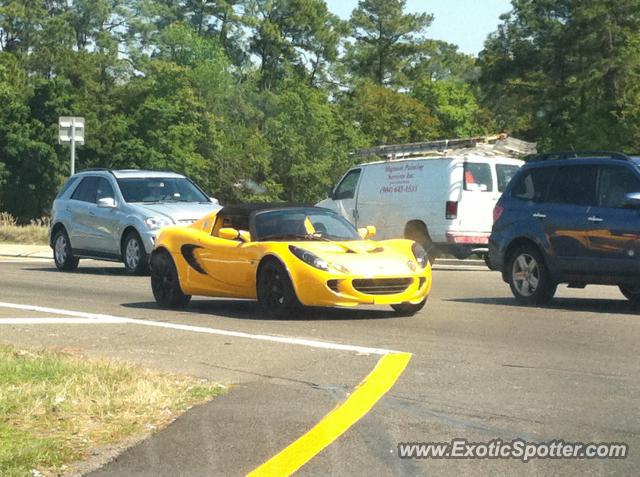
left=248, top=352, right=412, bottom=477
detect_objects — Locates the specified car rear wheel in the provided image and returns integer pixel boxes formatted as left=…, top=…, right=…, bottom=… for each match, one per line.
left=150, top=250, right=191, bottom=308
left=257, top=260, right=301, bottom=319
left=53, top=229, right=79, bottom=271
left=391, top=298, right=427, bottom=316
left=507, top=245, right=556, bottom=305
left=619, top=284, right=640, bottom=305
left=123, top=231, right=149, bottom=275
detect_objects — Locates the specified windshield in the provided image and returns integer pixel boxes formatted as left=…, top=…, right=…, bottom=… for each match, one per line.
left=254, top=208, right=360, bottom=242
left=117, top=177, right=209, bottom=203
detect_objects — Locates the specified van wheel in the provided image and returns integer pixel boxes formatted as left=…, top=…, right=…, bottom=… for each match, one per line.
left=150, top=250, right=191, bottom=308
left=53, top=229, right=79, bottom=271
left=391, top=298, right=427, bottom=316
left=405, top=223, right=439, bottom=260
left=619, top=285, right=640, bottom=305
left=507, top=245, right=556, bottom=305
left=123, top=231, right=149, bottom=275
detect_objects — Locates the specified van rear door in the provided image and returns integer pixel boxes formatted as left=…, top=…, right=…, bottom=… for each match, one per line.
left=454, top=161, right=499, bottom=241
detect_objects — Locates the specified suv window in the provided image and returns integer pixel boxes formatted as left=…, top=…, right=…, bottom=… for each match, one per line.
left=71, top=176, right=99, bottom=203
left=511, top=167, right=555, bottom=202
left=496, top=164, right=520, bottom=192
left=55, top=177, right=80, bottom=199
left=96, top=178, right=115, bottom=201
left=464, top=163, right=492, bottom=192
left=597, top=165, right=640, bottom=208
left=546, top=166, right=598, bottom=206
left=333, top=169, right=361, bottom=200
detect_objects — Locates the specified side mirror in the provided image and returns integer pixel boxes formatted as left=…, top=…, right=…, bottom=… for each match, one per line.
left=624, top=192, right=640, bottom=208
left=209, top=197, right=219, bottom=204
left=219, top=227, right=251, bottom=242
left=97, top=197, right=116, bottom=208
left=326, top=185, right=335, bottom=199
left=358, top=225, right=376, bottom=239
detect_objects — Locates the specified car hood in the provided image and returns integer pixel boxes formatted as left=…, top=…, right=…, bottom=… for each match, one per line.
left=130, top=202, right=222, bottom=224
left=289, top=240, right=420, bottom=276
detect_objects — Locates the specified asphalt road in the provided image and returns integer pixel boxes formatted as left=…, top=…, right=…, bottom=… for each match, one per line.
left=0, top=258, right=638, bottom=476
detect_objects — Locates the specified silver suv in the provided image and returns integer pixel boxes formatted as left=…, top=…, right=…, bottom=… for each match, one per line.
left=50, top=169, right=221, bottom=274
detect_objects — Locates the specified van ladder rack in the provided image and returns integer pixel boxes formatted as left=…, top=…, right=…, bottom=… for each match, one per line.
left=354, top=134, right=536, bottom=159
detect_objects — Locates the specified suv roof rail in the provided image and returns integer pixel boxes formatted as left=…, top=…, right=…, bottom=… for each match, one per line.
left=529, top=150, right=633, bottom=162
left=353, top=134, right=536, bottom=159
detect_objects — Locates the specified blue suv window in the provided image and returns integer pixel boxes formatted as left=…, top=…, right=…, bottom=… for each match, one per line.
left=511, top=167, right=556, bottom=202
left=597, top=165, right=640, bottom=208
left=546, top=166, right=597, bottom=206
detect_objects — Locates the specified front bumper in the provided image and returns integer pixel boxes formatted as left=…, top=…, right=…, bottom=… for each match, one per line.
left=290, top=266, right=432, bottom=308
left=140, top=230, right=158, bottom=254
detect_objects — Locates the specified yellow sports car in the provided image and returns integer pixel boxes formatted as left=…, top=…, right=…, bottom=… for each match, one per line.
left=149, top=204, right=432, bottom=317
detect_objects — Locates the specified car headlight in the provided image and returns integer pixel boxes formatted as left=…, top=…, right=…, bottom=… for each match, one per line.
left=144, top=216, right=174, bottom=231
left=289, top=246, right=329, bottom=271
left=412, top=242, right=428, bottom=269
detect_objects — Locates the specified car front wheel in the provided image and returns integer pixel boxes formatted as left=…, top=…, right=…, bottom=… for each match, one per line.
left=507, top=246, right=556, bottom=305
left=123, top=231, right=149, bottom=275
left=53, top=229, right=79, bottom=271
left=150, top=250, right=191, bottom=308
left=257, top=260, right=301, bottom=319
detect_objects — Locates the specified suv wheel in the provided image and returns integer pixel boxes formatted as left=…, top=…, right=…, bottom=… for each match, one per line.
left=123, top=231, right=149, bottom=275
left=619, top=285, right=640, bottom=305
left=507, top=245, right=556, bottom=305
left=53, top=229, right=79, bottom=271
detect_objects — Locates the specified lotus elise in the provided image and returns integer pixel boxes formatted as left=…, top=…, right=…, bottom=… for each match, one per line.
left=149, top=204, right=432, bottom=317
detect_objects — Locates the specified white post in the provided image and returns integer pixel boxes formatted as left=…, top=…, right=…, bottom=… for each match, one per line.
left=70, top=118, right=76, bottom=176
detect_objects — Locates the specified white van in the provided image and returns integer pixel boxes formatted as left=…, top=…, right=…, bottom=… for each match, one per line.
left=317, top=140, right=527, bottom=259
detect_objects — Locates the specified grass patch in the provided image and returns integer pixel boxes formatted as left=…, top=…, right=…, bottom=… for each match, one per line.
left=0, top=213, right=49, bottom=245
left=0, top=345, right=224, bottom=477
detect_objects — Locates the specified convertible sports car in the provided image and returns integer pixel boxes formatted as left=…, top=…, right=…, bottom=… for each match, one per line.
left=149, top=204, right=432, bottom=317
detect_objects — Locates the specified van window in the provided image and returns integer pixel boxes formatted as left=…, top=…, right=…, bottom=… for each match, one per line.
left=546, top=166, right=598, bottom=206
left=333, top=169, right=361, bottom=200
left=511, top=167, right=555, bottom=202
left=496, top=164, right=520, bottom=192
left=464, top=163, right=492, bottom=192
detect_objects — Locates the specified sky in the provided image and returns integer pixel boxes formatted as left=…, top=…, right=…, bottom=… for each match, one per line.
left=325, top=0, right=513, bottom=56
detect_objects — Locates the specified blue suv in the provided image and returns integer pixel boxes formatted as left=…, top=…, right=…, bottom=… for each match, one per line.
left=489, top=152, right=640, bottom=305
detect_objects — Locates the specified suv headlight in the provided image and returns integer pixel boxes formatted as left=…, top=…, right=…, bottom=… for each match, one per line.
left=412, top=242, right=428, bottom=269
left=145, top=217, right=174, bottom=231
left=289, top=246, right=329, bottom=271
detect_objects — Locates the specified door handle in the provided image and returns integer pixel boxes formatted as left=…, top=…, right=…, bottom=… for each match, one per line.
left=532, top=213, right=546, bottom=219
left=89, top=211, right=96, bottom=217
left=587, top=216, right=603, bottom=223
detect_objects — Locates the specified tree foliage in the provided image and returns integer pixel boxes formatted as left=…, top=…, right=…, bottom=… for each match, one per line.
left=0, top=0, right=554, bottom=221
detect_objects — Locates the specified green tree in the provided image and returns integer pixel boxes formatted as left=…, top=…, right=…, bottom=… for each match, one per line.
left=343, top=81, right=441, bottom=145
left=478, top=0, right=640, bottom=150
left=346, top=0, right=433, bottom=87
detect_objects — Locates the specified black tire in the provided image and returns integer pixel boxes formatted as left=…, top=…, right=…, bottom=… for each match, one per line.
left=123, top=231, right=149, bottom=275
left=150, top=250, right=191, bottom=308
left=52, top=228, right=79, bottom=271
left=405, top=223, right=440, bottom=260
left=506, top=245, right=556, bottom=305
left=257, top=260, right=301, bottom=319
left=391, top=298, right=427, bottom=316
left=619, top=284, right=640, bottom=305
left=484, top=253, right=492, bottom=269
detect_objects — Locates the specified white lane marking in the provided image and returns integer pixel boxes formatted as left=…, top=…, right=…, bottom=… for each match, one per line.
left=0, top=317, right=127, bottom=325
left=0, top=302, right=396, bottom=356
